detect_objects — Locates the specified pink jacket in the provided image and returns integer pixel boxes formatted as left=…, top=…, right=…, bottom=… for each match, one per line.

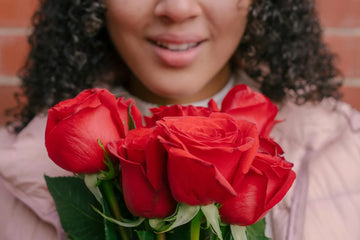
left=270, top=99, right=360, bottom=240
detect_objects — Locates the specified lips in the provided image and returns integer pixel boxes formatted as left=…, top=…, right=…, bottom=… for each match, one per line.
left=148, top=34, right=206, bottom=67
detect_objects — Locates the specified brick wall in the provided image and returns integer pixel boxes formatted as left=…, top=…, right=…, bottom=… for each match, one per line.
left=316, top=0, right=360, bottom=112
left=0, top=0, right=38, bottom=125
left=0, top=0, right=359, bottom=125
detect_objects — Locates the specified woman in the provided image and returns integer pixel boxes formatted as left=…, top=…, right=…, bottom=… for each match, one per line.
left=1, top=0, right=359, bottom=239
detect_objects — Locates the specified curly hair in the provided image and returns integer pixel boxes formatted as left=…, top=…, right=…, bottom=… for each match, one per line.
left=237, top=0, right=341, bottom=103
left=11, top=0, right=341, bottom=132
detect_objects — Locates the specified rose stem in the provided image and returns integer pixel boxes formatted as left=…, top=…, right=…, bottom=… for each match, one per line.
left=156, top=233, right=166, bottom=240
left=102, top=180, right=130, bottom=240
left=190, top=210, right=203, bottom=240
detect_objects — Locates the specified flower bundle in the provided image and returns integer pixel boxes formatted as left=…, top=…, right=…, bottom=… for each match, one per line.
left=45, top=85, right=296, bottom=240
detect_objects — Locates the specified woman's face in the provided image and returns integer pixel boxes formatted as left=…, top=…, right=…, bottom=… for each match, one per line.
left=105, top=0, right=251, bottom=104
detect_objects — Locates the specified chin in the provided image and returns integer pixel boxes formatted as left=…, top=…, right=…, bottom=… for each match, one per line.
left=149, top=84, right=203, bottom=103
left=155, top=87, right=196, bottom=99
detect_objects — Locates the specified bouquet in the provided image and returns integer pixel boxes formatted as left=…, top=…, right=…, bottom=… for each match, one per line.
left=44, top=84, right=296, bottom=240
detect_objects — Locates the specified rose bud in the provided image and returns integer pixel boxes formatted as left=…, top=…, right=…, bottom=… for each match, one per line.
left=108, top=128, right=177, bottom=218
left=220, top=84, right=279, bottom=137
left=45, top=88, right=142, bottom=173
left=157, top=112, right=259, bottom=206
left=219, top=138, right=296, bottom=226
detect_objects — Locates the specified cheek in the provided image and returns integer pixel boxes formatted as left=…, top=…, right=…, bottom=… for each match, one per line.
left=238, top=0, right=253, bottom=10
left=105, top=1, right=143, bottom=57
left=205, top=1, right=250, bottom=51
left=105, top=0, right=148, bottom=34
left=211, top=0, right=250, bottom=33
left=105, top=2, right=131, bottom=31
left=105, top=0, right=152, bottom=22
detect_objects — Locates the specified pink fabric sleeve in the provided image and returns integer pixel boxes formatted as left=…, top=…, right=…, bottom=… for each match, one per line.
left=0, top=115, right=71, bottom=240
left=269, top=99, right=360, bottom=240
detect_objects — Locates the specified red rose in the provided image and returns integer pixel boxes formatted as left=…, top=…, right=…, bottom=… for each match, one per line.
left=145, top=104, right=212, bottom=127
left=108, top=128, right=177, bottom=218
left=219, top=138, right=296, bottom=225
left=157, top=112, right=259, bottom=206
left=45, top=88, right=142, bottom=173
left=220, top=84, right=278, bottom=137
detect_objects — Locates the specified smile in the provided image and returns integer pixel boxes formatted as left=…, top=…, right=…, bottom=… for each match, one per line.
left=148, top=36, right=206, bottom=67
left=153, top=41, right=201, bottom=51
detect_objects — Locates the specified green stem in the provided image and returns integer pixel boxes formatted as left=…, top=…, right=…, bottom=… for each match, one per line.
left=102, top=180, right=130, bottom=240
left=190, top=210, right=203, bottom=240
left=156, top=232, right=166, bottom=240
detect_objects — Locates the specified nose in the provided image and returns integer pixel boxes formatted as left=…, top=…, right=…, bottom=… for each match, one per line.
left=154, top=0, right=202, bottom=23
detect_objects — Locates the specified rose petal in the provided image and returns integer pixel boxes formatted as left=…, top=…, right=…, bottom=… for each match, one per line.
left=145, top=105, right=212, bottom=127
left=208, top=98, right=219, bottom=111
left=251, top=154, right=296, bottom=209
left=219, top=169, right=268, bottom=226
left=167, top=147, right=237, bottom=205
left=221, top=84, right=278, bottom=137
left=46, top=106, right=121, bottom=173
left=145, top=130, right=168, bottom=191
left=120, top=158, right=176, bottom=218
left=52, top=88, right=103, bottom=120
left=220, top=154, right=295, bottom=226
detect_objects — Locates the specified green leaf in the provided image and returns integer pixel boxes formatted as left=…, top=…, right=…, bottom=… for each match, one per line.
left=128, top=103, right=136, bottom=130
left=97, top=139, right=118, bottom=181
left=149, top=203, right=200, bottom=233
left=201, top=204, right=223, bottom=240
left=91, top=205, right=145, bottom=227
left=84, top=174, right=102, bottom=203
left=102, top=194, right=118, bottom=240
left=137, top=231, right=156, bottom=240
left=45, top=176, right=105, bottom=240
left=246, top=218, right=270, bottom=240
left=166, top=223, right=191, bottom=240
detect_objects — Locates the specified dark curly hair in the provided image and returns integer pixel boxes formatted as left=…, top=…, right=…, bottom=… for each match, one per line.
left=10, top=0, right=341, bottom=132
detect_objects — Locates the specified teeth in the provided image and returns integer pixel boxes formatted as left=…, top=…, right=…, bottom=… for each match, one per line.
left=155, top=41, right=198, bottom=51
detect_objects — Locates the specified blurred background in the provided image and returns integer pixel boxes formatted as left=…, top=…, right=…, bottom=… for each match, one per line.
left=0, top=0, right=359, bottom=126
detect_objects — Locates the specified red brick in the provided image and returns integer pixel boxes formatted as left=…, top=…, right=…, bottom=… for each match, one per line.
left=316, top=0, right=360, bottom=28
left=0, top=35, right=29, bottom=76
left=0, top=0, right=39, bottom=27
left=324, top=34, right=360, bottom=78
left=340, top=86, right=360, bottom=111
